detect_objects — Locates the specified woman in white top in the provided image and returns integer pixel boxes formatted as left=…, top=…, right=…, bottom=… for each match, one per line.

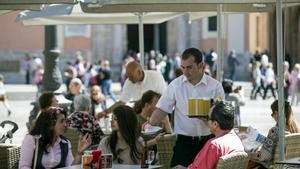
left=98, top=105, right=143, bottom=164
left=19, top=107, right=91, bottom=169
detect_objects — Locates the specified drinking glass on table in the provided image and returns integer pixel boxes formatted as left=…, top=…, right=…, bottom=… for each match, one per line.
left=148, top=150, right=155, bottom=165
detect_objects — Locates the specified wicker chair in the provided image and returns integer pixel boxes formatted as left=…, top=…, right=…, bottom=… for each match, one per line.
left=250, top=133, right=300, bottom=169
left=0, top=144, right=21, bottom=169
left=216, top=151, right=249, bottom=169
left=272, top=133, right=300, bottom=169
left=63, top=128, right=80, bottom=155
left=156, top=134, right=176, bottom=169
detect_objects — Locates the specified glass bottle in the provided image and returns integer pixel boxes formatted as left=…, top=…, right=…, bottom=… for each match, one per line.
left=141, top=141, right=149, bottom=168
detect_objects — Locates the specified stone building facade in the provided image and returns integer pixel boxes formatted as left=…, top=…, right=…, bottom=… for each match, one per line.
left=1, top=9, right=298, bottom=83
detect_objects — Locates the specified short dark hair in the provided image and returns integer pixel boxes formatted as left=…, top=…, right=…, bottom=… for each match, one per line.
left=222, top=79, right=233, bottom=93
left=39, top=92, right=55, bottom=109
left=182, top=48, right=203, bottom=64
left=210, top=101, right=235, bottom=130
left=133, top=90, right=161, bottom=114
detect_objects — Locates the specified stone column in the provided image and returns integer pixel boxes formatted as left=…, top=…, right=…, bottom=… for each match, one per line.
left=42, top=26, right=63, bottom=92
left=27, top=26, right=63, bottom=131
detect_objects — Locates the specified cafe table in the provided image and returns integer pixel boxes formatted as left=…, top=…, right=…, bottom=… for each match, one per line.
left=275, top=157, right=300, bottom=166
left=59, top=164, right=163, bottom=169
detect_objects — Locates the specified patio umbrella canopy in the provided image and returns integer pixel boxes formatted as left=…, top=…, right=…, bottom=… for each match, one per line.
left=81, top=0, right=300, bottom=13
left=0, top=0, right=77, bottom=10
left=97, top=0, right=298, bottom=3
left=0, top=0, right=77, bottom=11
left=0, top=0, right=76, bottom=4
left=17, top=3, right=183, bottom=25
left=81, top=2, right=276, bottom=13
left=0, top=4, right=44, bottom=10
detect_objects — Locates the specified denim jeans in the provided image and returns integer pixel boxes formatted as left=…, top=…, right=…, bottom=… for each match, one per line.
left=101, top=79, right=116, bottom=101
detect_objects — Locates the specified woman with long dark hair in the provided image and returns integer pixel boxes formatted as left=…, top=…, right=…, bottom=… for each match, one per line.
left=19, top=107, right=91, bottom=169
left=98, top=105, right=143, bottom=164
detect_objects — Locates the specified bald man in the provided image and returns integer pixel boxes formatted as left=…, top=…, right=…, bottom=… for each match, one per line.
left=96, top=61, right=167, bottom=119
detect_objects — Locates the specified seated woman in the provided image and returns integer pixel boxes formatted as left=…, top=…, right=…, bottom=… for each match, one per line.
left=67, top=94, right=104, bottom=145
left=133, top=90, right=172, bottom=147
left=19, top=107, right=91, bottom=169
left=98, top=105, right=143, bottom=164
left=248, top=100, right=300, bottom=169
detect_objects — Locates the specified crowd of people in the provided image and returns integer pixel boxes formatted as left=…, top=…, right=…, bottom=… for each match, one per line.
left=248, top=50, right=300, bottom=104
left=21, top=53, right=44, bottom=97
left=16, top=47, right=300, bottom=169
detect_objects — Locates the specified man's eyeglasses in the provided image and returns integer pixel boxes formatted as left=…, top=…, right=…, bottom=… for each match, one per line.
left=45, top=107, right=66, bottom=123
left=46, top=107, right=65, bottom=116
left=208, top=117, right=214, bottom=121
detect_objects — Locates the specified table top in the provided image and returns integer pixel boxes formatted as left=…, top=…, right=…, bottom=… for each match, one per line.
left=59, top=164, right=163, bottom=169
left=275, top=157, right=300, bottom=165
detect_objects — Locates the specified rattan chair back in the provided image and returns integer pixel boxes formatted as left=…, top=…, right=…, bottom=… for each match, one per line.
left=216, top=151, right=249, bottom=169
left=0, top=144, right=21, bottom=169
left=156, top=134, right=176, bottom=169
left=273, top=133, right=300, bottom=169
left=63, top=128, right=80, bottom=155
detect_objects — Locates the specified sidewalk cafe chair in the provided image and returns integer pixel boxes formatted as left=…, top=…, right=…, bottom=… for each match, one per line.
left=156, top=134, right=176, bottom=169
left=253, top=133, right=300, bottom=169
left=0, top=144, right=21, bottom=169
left=273, top=133, right=300, bottom=169
left=216, top=151, right=249, bottom=169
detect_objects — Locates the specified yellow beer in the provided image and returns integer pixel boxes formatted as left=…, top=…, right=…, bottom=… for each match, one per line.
left=198, top=99, right=211, bottom=116
left=188, top=98, right=197, bottom=116
left=82, top=155, right=93, bottom=169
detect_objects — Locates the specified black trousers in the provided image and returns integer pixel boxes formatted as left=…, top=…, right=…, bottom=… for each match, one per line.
left=170, top=134, right=214, bottom=167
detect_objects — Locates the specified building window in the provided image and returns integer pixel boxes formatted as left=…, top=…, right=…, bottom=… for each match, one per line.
left=208, top=16, right=217, bottom=32
left=64, top=25, right=91, bottom=37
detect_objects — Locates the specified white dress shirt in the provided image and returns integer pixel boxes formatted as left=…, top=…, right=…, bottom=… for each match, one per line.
left=156, top=74, right=225, bottom=137
left=119, top=70, right=167, bottom=103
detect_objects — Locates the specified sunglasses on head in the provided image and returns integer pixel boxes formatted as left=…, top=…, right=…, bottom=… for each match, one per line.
left=45, top=107, right=65, bottom=123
